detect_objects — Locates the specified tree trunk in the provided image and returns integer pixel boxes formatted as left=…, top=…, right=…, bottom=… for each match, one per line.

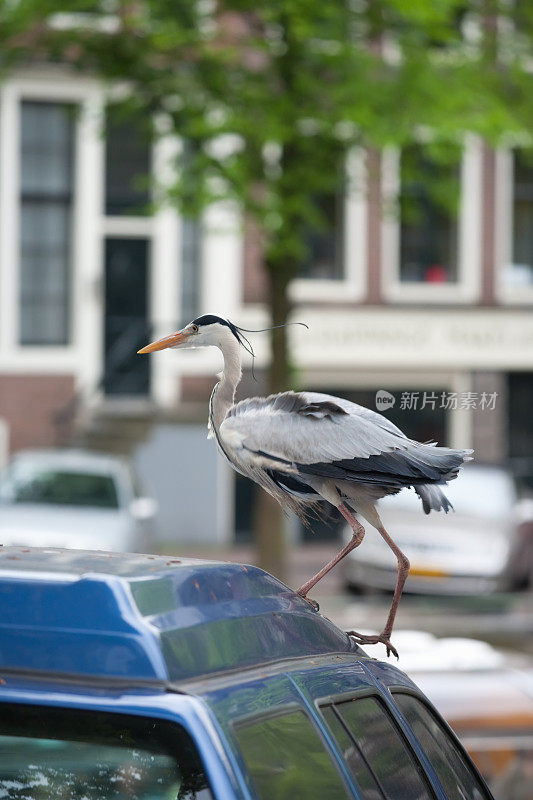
left=268, top=262, right=294, bottom=391
left=254, top=257, right=294, bottom=582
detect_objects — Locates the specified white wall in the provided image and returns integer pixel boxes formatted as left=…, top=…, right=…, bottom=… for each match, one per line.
left=132, top=423, right=233, bottom=546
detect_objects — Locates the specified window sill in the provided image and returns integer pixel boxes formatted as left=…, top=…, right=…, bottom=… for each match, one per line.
left=289, top=277, right=364, bottom=303
left=496, top=286, right=533, bottom=305
left=382, top=281, right=479, bottom=305
left=0, top=345, right=80, bottom=374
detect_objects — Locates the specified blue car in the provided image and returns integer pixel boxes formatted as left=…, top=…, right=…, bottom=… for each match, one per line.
left=0, top=546, right=493, bottom=800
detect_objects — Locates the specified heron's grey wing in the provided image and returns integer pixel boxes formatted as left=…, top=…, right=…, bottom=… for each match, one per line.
left=301, top=391, right=408, bottom=439
left=220, top=391, right=410, bottom=468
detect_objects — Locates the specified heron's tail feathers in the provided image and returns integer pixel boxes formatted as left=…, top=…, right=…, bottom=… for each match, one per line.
left=412, top=445, right=473, bottom=481
left=413, top=445, right=473, bottom=513
left=415, top=483, right=454, bottom=514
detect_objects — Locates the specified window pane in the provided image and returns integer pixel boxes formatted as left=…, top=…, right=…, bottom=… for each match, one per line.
left=0, top=704, right=213, bottom=800
left=333, top=697, right=432, bottom=800
left=105, top=108, right=151, bottom=215
left=0, top=465, right=120, bottom=509
left=400, top=144, right=459, bottom=284
left=301, top=192, right=345, bottom=280
left=21, top=103, right=73, bottom=195
left=20, top=201, right=70, bottom=344
left=509, top=149, right=533, bottom=287
left=234, top=710, right=349, bottom=800
left=393, top=693, right=490, bottom=800
left=181, top=217, right=202, bottom=323
left=19, top=102, right=73, bottom=345
left=322, top=705, right=384, bottom=799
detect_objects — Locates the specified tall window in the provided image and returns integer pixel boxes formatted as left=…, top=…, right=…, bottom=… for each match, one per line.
left=300, top=191, right=345, bottom=280
left=180, top=142, right=202, bottom=322
left=509, top=149, right=533, bottom=287
left=399, top=144, right=460, bottom=284
left=300, top=143, right=345, bottom=281
left=181, top=217, right=202, bottom=324
left=105, top=107, right=151, bottom=215
left=20, top=102, right=74, bottom=345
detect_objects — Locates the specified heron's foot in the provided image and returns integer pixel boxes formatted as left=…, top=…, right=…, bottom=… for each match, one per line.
left=347, top=630, right=399, bottom=659
left=297, top=591, right=320, bottom=612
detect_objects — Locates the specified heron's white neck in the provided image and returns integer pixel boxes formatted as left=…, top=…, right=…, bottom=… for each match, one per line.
left=211, top=332, right=242, bottom=430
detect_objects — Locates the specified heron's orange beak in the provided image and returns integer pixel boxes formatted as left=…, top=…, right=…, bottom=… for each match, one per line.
left=137, top=330, right=189, bottom=354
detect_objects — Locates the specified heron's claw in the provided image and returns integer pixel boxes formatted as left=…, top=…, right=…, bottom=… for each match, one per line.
left=347, top=630, right=399, bottom=659
left=298, top=593, right=320, bottom=612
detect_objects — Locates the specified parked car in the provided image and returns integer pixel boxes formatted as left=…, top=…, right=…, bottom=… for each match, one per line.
left=389, top=631, right=533, bottom=800
left=343, top=464, right=525, bottom=595
left=0, top=449, right=156, bottom=552
left=0, top=546, right=493, bottom=800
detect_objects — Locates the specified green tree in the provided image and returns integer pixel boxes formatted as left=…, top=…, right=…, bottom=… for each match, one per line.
left=3, top=0, right=533, bottom=576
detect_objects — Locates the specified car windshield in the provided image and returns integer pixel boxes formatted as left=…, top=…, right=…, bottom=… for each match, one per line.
left=0, top=704, right=213, bottom=800
left=379, top=467, right=516, bottom=518
left=0, top=463, right=120, bottom=509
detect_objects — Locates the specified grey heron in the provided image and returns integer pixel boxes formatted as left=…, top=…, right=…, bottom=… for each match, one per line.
left=139, top=314, right=472, bottom=657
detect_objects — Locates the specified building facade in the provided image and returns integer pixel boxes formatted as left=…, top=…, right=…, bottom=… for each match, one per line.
left=0, top=65, right=532, bottom=544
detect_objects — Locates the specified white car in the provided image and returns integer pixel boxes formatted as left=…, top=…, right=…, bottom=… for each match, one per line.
left=0, top=449, right=157, bottom=552
left=343, top=464, right=520, bottom=595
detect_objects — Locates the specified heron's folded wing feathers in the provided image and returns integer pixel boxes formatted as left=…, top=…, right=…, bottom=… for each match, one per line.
left=220, top=391, right=410, bottom=466
left=300, top=391, right=408, bottom=439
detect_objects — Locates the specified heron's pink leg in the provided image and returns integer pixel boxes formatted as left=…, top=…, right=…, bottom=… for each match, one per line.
left=377, top=525, right=410, bottom=638
left=297, top=503, right=365, bottom=597
left=347, top=524, right=410, bottom=659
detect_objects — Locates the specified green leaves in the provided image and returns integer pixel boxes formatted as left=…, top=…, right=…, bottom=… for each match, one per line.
left=3, top=0, right=533, bottom=276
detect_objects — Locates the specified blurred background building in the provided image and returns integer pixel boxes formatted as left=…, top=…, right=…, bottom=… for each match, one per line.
left=0, top=64, right=532, bottom=546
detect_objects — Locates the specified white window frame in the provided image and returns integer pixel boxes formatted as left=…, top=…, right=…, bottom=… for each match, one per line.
left=381, top=136, right=483, bottom=304
left=0, top=70, right=203, bottom=409
left=289, top=148, right=367, bottom=303
left=0, top=69, right=104, bottom=393
left=494, top=146, right=533, bottom=304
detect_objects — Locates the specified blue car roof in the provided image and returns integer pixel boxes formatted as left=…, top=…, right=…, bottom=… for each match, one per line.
left=0, top=546, right=363, bottom=683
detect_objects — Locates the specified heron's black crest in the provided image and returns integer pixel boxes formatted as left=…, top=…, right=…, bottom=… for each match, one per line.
left=191, top=314, right=254, bottom=365
left=192, top=314, right=246, bottom=346
left=192, top=314, right=234, bottom=331
left=192, top=314, right=309, bottom=381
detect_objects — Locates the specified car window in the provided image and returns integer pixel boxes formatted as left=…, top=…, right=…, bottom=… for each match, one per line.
left=0, top=703, right=213, bottom=800
left=0, top=465, right=120, bottom=509
left=233, top=708, right=350, bottom=800
left=321, top=705, right=385, bottom=800
left=321, top=696, right=433, bottom=800
left=393, top=692, right=490, bottom=800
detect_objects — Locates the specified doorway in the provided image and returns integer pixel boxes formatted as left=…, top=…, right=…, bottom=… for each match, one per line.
left=104, top=238, right=150, bottom=396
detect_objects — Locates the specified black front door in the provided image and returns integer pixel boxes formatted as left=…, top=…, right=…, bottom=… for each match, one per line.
left=104, top=238, right=150, bottom=396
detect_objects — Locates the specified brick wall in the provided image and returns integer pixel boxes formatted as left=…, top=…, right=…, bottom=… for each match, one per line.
left=180, top=374, right=216, bottom=403
left=365, top=148, right=382, bottom=305
left=480, top=144, right=497, bottom=306
left=0, top=374, right=76, bottom=455
left=242, top=217, right=268, bottom=304
left=471, top=371, right=507, bottom=463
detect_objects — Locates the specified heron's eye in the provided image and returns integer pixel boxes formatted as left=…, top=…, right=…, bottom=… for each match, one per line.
left=191, top=324, right=198, bottom=333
